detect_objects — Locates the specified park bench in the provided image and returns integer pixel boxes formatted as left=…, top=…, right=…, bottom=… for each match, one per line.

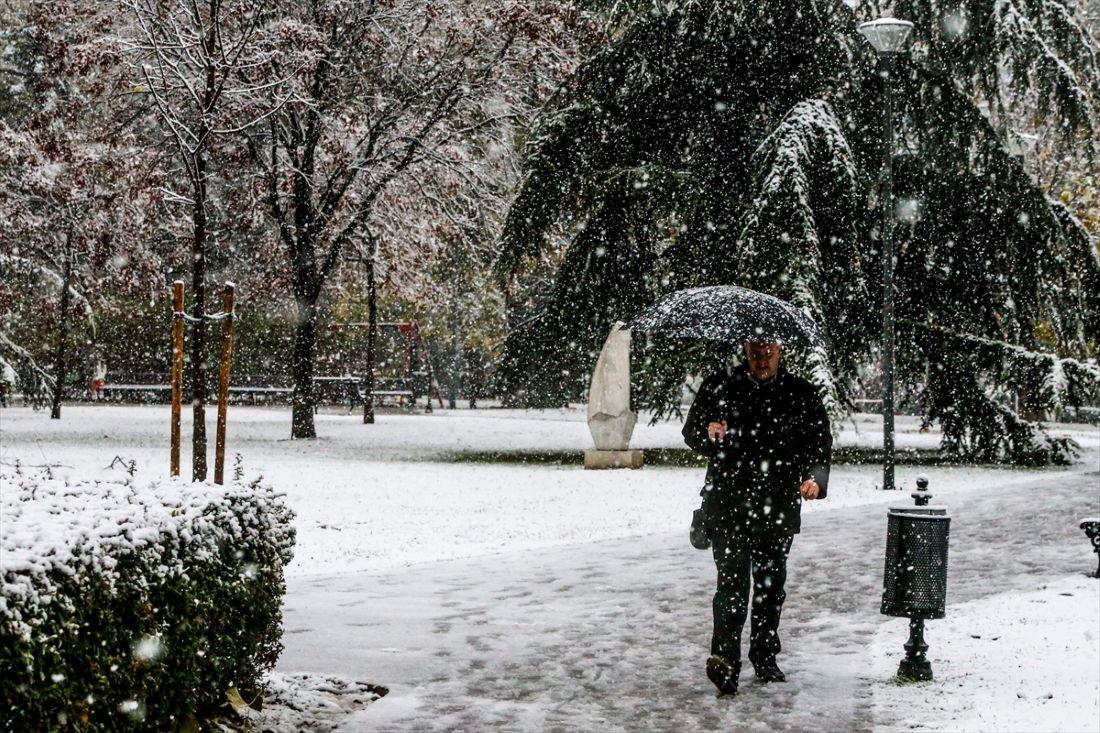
left=98, top=373, right=417, bottom=409
left=101, top=374, right=295, bottom=404
left=99, top=373, right=172, bottom=403
left=315, top=376, right=364, bottom=411
left=317, top=376, right=418, bottom=410
left=369, top=376, right=416, bottom=408
left=229, top=374, right=294, bottom=404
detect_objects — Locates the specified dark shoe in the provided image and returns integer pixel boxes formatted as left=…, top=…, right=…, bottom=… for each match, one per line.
left=753, top=659, right=786, bottom=683
left=690, top=509, right=711, bottom=550
left=706, top=655, right=739, bottom=695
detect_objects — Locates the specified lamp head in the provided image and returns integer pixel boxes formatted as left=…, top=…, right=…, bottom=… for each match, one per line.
left=858, top=17, right=914, bottom=54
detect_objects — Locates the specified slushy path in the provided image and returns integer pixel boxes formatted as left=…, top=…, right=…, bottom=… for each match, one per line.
left=279, top=470, right=1100, bottom=731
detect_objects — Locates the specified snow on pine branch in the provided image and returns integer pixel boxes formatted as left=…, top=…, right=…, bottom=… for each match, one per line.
left=749, top=98, right=858, bottom=184
left=882, top=0, right=1098, bottom=138
left=994, top=0, right=1096, bottom=129
left=0, top=331, right=54, bottom=404
left=914, top=320, right=1100, bottom=409
left=737, top=98, right=857, bottom=266
left=734, top=99, right=856, bottom=415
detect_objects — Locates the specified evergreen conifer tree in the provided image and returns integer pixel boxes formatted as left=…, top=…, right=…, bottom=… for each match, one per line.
left=496, top=0, right=1099, bottom=463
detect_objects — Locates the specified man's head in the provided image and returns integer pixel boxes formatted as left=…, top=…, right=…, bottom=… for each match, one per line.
left=744, top=340, right=783, bottom=382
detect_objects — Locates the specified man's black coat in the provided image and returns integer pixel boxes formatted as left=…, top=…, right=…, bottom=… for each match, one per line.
left=683, top=363, right=832, bottom=536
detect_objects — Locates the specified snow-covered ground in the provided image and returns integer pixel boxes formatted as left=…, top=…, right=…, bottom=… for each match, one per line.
left=2, top=404, right=1098, bottom=731
left=278, top=469, right=1099, bottom=732
left=872, top=575, right=1100, bottom=733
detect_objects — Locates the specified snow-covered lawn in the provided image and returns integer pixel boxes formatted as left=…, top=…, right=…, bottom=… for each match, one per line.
left=872, top=576, right=1100, bottom=733
left=3, top=404, right=1096, bottom=576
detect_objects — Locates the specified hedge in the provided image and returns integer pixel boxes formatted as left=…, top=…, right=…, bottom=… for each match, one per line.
left=0, top=472, right=296, bottom=731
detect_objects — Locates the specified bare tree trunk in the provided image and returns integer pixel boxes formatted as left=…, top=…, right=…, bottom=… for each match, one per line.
left=190, top=151, right=209, bottom=480
left=292, top=296, right=318, bottom=438
left=363, top=254, right=376, bottom=425
left=448, top=255, right=460, bottom=410
left=50, top=240, right=73, bottom=420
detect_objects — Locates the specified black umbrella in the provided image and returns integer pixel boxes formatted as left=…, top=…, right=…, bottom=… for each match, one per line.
left=627, top=285, right=827, bottom=350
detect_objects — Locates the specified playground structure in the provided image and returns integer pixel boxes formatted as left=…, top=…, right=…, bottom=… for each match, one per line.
left=323, top=320, right=446, bottom=417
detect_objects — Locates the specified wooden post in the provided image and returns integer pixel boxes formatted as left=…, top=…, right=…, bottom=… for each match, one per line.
left=214, top=282, right=235, bottom=485
left=171, top=281, right=184, bottom=477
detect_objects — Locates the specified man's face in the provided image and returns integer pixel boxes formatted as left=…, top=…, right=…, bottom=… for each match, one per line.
left=745, top=341, right=782, bottom=382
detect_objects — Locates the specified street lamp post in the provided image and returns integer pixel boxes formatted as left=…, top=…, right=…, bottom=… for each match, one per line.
left=858, top=17, right=914, bottom=491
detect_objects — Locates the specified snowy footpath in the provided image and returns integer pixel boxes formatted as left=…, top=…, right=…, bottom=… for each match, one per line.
left=280, top=471, right=1100, bottom=732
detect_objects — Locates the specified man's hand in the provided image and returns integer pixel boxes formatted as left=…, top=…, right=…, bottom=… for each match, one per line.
left=799, top=479, right=820, bottom=500
left=707, top=420, right=728, bottom=442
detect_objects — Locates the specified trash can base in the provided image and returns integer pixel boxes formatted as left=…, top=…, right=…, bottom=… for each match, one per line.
left=897, top=657, right=933, bottom=682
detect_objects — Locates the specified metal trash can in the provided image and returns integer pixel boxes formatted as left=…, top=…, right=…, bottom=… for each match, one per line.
left=880, top=476, right=950, bottom=681
left=881, top=506, right=950, bottom=619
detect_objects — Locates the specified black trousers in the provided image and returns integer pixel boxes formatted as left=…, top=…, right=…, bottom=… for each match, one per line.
left=710, top=530, right=793, bottom=667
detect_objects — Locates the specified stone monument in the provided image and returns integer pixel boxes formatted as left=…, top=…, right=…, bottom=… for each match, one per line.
left=585, top=322, right=644, bottom=469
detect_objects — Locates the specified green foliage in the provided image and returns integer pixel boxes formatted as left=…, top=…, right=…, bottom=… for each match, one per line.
left=877, top=0, right=1098, bottom=141
left=1, top=290, right=295, bottom=389
left=497, top=0, right=1100, bottom=463
left=497, top=186, right=662, bottom=405
left=916, top=324, right=1098, bottom=463
left=0, top=476, right=296, bottom=732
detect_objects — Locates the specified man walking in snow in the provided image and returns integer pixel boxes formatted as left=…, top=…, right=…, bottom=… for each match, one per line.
left=683, top=340, right=832, bottom=696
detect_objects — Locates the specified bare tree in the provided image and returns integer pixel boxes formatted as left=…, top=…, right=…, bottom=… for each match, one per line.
left=242, top=0, right=542, bottom=438
left=0, top=1, right=161, bottom=414
left=120, top=0, right=287, bottom=476
left=3, top=0, right=586, bottom=429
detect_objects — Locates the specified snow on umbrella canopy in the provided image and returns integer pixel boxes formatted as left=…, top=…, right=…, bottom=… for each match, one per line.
left=627, top=286, right=828, bottom=351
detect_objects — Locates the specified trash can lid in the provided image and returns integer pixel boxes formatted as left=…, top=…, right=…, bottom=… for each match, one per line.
left=889, top=505, right=949, bottom=518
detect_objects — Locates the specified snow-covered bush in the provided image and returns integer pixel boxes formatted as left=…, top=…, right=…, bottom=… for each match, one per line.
left=0, top=472, right=295, bottom=731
